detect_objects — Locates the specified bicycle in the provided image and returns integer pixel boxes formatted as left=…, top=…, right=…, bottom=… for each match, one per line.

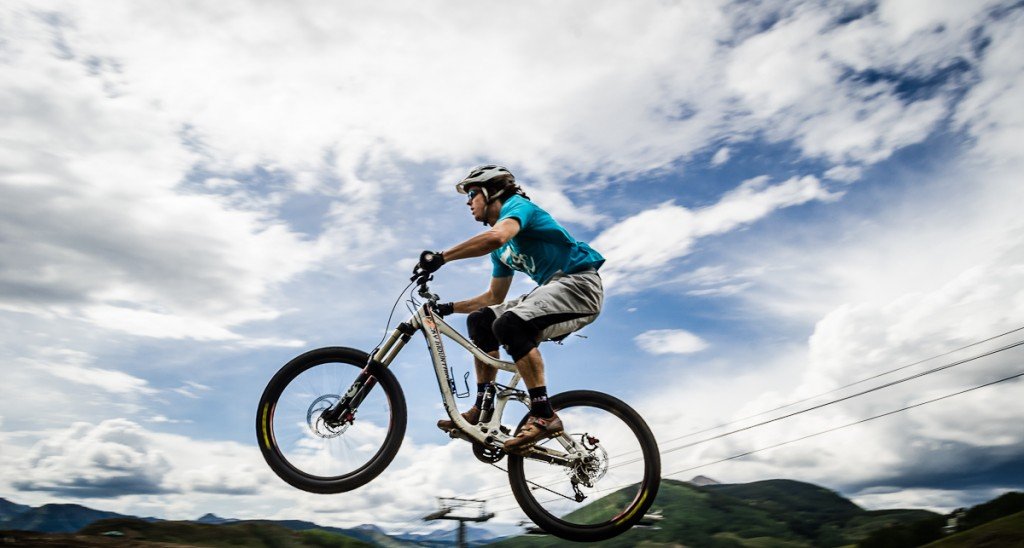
left=256, top=268, right=661, bottom=542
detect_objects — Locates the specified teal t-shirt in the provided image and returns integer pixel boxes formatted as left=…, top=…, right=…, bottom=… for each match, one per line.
left=490, top=195, right=605, bottom=285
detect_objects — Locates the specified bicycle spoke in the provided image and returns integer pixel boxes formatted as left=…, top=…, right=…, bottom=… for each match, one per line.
left=271, top=362, right=392, bottom=479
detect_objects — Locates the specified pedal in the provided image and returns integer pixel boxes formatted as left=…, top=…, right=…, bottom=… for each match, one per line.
left=448, top=429, right=469, bottom=441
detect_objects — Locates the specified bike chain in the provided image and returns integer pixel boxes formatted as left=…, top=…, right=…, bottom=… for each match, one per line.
left=487, top=463, right=580, bottom=503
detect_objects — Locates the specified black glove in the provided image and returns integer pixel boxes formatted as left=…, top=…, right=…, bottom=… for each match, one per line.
left=418, top=250, right=446, bottom=274
left=432, top=301, right=455, bottom=317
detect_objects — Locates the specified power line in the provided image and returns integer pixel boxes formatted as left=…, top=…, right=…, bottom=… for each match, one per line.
left=662, top=370, right=1024, bottom=478
left=655, top=338, right=1024, bottom=458
left=655, top=325, right=1024, bottom=447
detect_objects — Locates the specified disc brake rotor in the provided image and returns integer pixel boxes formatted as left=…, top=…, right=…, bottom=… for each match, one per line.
left=567, top=432, right=609, bottom=487
left=306, top=394, right=348, bottom=438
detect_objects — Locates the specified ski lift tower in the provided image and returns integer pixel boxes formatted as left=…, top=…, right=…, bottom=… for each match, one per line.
left=422, top=497, right=495, bottom=548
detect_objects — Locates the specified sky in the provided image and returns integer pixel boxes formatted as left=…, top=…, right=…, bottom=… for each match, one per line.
left=1, top=0, right=1023, bottom=536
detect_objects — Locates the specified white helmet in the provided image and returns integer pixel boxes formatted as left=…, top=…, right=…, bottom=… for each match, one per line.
left=455, top=165, right=515, bottom=198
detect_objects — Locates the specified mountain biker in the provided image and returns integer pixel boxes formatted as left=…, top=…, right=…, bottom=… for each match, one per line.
left=416, top=165, right=605, bottom=453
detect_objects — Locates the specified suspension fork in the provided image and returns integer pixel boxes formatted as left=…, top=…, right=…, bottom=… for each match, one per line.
left=321, top=322, right=416, bottom=424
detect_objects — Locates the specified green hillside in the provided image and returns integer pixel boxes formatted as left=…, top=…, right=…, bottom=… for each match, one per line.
left=491, top=479, right=937, bottom=547
left=859, top=491, right=1024, bottom=547
left=923, top=510, right=1024, bottom=547
left=78, top=517, right=371, bottom=547
left=844, top=509, right=942, bottom=541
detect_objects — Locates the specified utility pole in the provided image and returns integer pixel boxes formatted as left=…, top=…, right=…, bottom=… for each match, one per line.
left=422, top=497, right=495, bottom=548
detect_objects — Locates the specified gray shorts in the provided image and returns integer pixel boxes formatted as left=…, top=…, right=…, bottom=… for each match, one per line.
left=489, top=269, right=604, bottom=342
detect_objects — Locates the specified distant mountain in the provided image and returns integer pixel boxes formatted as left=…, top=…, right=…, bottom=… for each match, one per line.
left=688, top=475, right=720, bottom=486
left=195, top=512, right=239, bottom=524
left=0, top=498, right=31, bottom=521
left=0, top=498, right=462, bottom=547
left=0, top=502, right=135, bottom=533
left=325, top=523, right=420, bottom=547
left=395, top=524, right=498, bottom=546
left=7, top=483, right=1020, bottom=547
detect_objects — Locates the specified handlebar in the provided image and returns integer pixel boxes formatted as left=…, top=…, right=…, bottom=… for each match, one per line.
left=409, top=266, right=440, bottom=303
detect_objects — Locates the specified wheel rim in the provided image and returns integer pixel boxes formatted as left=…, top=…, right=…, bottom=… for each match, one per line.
left=268, top=361, right=394, bottom=480
left=516, top=401, right=652, bottom=528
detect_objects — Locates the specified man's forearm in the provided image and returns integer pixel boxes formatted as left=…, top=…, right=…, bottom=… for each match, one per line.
left=454, top=292, right=501, bottom=313
left=443, top=231, right=503, bottom=262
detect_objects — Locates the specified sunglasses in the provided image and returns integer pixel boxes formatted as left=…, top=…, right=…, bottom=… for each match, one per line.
left=466, top=188, right=482, bottom=203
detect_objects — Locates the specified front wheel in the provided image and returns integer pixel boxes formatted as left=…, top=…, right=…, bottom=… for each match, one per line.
left=256, top=347, right=407, bottom=494
left=507, top=390, right=660, bottom=542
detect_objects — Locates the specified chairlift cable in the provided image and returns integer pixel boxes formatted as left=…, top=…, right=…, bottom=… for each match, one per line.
left=654, top=338, right=1024, bottom=458
left=655, top=324, right=1024, bottom=447
left=661, top=369, right=1024, bottom=478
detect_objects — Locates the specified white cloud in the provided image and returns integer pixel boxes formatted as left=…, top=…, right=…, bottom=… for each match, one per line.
left=853, top=486, right=1010, bottom=514
left=27, top=1, right=731, bottom=178
left=824, top=165, right=864, bottom=182
left=723, top=2, right=977, bottom=167
left=35, top=361, right=155, bottom=396
left=635, top=329, right=709, bottom=355
left=711, top=147, right=731, bottom=167
left=17, top=350, right=154, bottom=397
left=594, top=175, right=839, bottom=291
left=876, top=0, right=1002, bottom=42
left=11, top=420, right=172, bottom=497
left=954, top=9, right=1024, bottom=166
left=0, top=8, right=325, bottom=342
left=5, top=0, right=975, bottom=209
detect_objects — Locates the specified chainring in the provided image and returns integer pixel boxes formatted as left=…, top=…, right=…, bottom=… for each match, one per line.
left=472, top=442, right=506, bottom=463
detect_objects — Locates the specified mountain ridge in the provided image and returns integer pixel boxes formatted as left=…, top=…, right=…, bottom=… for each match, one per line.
left=4, top=481, right=1022, bottom=546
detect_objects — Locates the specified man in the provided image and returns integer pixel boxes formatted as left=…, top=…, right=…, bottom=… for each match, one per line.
left=416, top=165, right=605, bottom=453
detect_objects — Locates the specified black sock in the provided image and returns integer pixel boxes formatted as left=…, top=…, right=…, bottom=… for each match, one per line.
left=528, top=386, right=554, bottom=418
left=474, top=383, right=486, bottom=408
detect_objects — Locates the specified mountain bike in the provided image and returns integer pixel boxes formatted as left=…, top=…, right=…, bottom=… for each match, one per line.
left=256, top=268, right=660, bottom=542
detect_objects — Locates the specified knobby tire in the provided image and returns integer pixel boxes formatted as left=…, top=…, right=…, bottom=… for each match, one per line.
left=507, top=390, right=661, bottom=542
left=256, top=346, right=407, bottom=494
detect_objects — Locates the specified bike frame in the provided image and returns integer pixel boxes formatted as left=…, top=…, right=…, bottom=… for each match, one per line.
left=364, top=304, right=580, bottom=464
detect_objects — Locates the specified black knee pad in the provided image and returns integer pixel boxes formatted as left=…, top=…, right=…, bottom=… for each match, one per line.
left=467, top=307, right=500, bottom=353
left=492, top=311, right=540, bottom=362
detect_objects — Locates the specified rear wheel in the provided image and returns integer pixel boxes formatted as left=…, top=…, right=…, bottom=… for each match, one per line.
left=507, top=390, right=660, bottom=542
left=256, top=347, right=406, bottom=493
